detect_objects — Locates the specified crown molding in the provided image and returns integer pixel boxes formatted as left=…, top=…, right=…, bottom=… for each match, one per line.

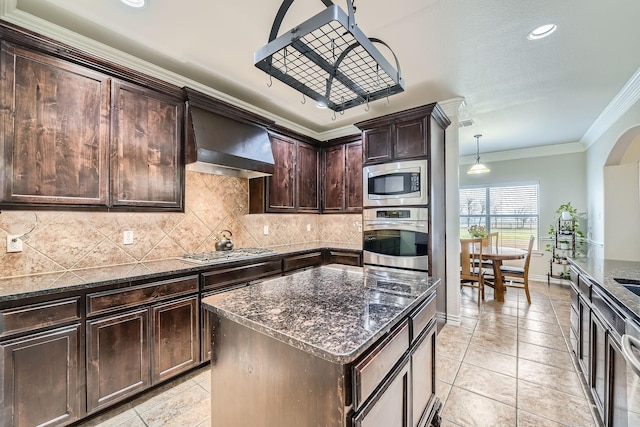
left=581, top=66, right=640, bottom=149
left=459, top=141, right=585, bottom=164
left=438, top=97, right=466, bottom=119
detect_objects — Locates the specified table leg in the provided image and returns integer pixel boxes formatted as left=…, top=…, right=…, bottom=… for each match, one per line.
left=492, top=260, right=505, bottom=302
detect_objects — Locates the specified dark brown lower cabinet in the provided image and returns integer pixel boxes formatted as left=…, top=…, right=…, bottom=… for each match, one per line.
left=152, top=296, right=199, bottom=383
left=411, top=321, right=438, bottom=427
left=87, top=309, right=150, bottom=413
left=591, top=311, right=607, bottom=418
left=0, top=325, right=81, bottom=427
left=87, top=296, right=200, bottom=413
left=353, top=356, right=411, bottom=427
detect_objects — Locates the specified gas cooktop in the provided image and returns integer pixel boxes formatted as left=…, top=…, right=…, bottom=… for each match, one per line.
left=182, top=248, right=277, bottom=264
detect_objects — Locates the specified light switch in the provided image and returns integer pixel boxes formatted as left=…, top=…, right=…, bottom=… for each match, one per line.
left=263, top=225, right=269, bottom=235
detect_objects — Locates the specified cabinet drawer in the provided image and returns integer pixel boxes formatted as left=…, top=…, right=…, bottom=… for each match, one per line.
left=282, top=251, right=323, bottom=273
left=410, top=293, right=436, bottom=342
left=592, top=286, right=626, bottom=338
left=87, top=276, right=198, bottom=317
left=327, top=250, right=362, bottom=266
left=0, top=297, right=80, bottom=338
left=578, top=275, right=592, bottom=300
left=353, top=319, right=409, bottom=410
left=202, top=260, right=281, bottom=291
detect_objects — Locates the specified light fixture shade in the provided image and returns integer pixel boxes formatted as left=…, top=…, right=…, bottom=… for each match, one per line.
left=467, top=162, right=491, bottom=174
left=467, top=134, right=490, bottom=174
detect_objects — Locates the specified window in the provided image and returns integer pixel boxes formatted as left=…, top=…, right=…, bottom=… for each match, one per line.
left=459, top=183, right=539, bottom=250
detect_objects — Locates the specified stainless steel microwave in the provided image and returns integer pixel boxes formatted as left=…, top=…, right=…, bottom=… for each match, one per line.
left=362, top=159, right=428, bottom=207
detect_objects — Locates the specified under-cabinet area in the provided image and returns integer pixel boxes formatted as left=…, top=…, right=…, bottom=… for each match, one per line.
left=0, top=247, right=362, bottom=427
left=202, top=265, right=441, bottom=427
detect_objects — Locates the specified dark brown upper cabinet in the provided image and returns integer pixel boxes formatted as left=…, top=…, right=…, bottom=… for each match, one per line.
left=0, top=40, right=111, bottom=207
left=0, top=24, right=185, bottom=211
left=357, top=105, right=450, bottom=165
left=110, top=80, right=184, bottom=210
left=322, top=136, right=362, bottom=213
left=250, top=132, right=320, bottom=213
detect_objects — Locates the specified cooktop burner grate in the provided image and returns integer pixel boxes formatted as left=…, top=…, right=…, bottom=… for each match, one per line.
left=182, top=248, right=277, bottom=264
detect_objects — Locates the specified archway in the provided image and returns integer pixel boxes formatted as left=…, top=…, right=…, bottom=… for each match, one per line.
left=603, top=125, right=640, bottom=260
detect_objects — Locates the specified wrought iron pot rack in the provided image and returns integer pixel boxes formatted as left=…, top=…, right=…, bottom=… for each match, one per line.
left=254, top=0, right=404, bottom=112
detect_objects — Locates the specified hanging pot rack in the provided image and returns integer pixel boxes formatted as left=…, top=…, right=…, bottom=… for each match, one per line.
left=254, top=0, right=405, bottom=112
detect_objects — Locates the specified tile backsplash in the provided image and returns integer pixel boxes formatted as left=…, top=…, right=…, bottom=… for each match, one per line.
left=0, top=171, right=362, bottom=279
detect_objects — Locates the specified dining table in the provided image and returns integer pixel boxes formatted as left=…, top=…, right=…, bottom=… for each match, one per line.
left=477, top=245, right=528, bottom=302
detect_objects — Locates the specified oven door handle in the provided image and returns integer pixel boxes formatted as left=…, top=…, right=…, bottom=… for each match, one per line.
left=621, top=333, right=640, bottom=377
left=366, top=221, right=426, bottom=227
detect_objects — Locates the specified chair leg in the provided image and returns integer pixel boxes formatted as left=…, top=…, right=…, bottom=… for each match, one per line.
left=523, top=278, right=531, bottom=304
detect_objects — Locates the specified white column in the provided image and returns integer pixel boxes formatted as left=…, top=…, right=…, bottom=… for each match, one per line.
left=438, top=97, right=465, bottom=326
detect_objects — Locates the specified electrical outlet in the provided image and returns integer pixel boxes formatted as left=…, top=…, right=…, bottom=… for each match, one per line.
left=263, top=225, right=269, bottom=235
left=123, top=230, right=134, bottom=245
left=306, top=224, right=311, bottom=232
left=7, top=235, right=23, bottom=253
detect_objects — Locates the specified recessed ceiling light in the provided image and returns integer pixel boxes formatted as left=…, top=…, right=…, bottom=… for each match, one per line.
left=120, top=0, right=145, bottom=8
left=528, top=24, right=557, bottom=40
left=316, top=100, right=328, bottom=109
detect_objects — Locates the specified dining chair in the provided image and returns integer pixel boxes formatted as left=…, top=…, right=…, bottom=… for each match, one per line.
left=460, top=237, right=486, bottom=306
left=477, top=231, right=499, bottom=270
left=499, top=235, right=535, bottom=304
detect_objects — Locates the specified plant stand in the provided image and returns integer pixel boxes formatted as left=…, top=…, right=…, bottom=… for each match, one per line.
left=547, top=216, right=576, bottom=283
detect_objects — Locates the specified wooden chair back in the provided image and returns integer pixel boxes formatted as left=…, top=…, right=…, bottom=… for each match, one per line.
left=486, top=232, right=499, bottom=252
left=460, top=238, right=483, bottom=279
left=522, top=235, right=535, bottom=275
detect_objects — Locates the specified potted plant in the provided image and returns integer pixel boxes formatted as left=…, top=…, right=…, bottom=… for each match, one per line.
left=561, top=257, right=569, bottom=265
left=550, top=202, right=585, bottom=252
left=468, top=224, right=488, bottom=238
left=559, top=240, right=570, bottom=250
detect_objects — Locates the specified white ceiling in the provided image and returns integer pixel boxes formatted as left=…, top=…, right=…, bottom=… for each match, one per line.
left=4, top=0, right=640, bottom=156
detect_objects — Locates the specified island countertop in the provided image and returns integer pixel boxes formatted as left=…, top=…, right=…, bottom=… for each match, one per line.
left=570, top=256, right=640, bottom=321
left=202, top=264, right=438, bottom=364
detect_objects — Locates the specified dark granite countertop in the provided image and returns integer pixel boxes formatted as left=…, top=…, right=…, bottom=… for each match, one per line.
left=570, top=255, right=640, bottom=321
left=0, top=243, right=362, bottom=303
left=202, top=264, right=438, bottom=364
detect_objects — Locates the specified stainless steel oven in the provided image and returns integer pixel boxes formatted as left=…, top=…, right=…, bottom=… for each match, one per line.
left=363, top=207, right=428, bottom=271
left=363, top=159, right=428, bottom=207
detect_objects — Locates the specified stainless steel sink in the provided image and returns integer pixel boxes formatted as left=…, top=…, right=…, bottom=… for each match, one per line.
left=614, top=278, right=640, bottom=297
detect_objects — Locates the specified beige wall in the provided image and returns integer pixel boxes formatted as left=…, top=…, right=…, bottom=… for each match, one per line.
left=459, top=151, right=587, bottom=279
left=0, top=171, right=362, bottom=279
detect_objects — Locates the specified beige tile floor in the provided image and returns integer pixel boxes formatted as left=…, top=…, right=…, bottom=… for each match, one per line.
left=76, top=280, right=599, bottom=427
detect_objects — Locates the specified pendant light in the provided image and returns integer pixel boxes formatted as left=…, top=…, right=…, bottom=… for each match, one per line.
left=467, top=134, right=490, bottom=175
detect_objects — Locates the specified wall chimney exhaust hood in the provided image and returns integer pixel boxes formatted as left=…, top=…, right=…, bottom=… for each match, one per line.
left=184, top=87, right=276, bottom=179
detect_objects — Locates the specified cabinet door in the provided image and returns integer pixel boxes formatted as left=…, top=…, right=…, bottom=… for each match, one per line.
left=411, top=322, right=437, bottom=427
left=296, top=142, right=319, bottom=211
left=608, top=337, right=628, bottom=427
left=578, top=296, right=591, bottom=378
left=395, top=117, right=427, bottom=160
left=353, top=357, right=410, bottom=427
left=1, top=325, right=80, bottom=427
left=363, top=126, right=392, bottom=164
left=345, top=141, right=363, bottom=211
left=152, top=296, right=199, bottom=383
left=322, top=145, right=345, bottom=212
left=591, top=312, right=607, bottom=418
left=110, top=80, right=183, bottom=209
left=0, top=41, right=109, bottom=206
left=268, top=135, right=296, bottom=211
left=87, top=309, right=150, bottom=412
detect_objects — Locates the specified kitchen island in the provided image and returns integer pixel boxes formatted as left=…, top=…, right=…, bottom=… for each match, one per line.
left=202, top=264, right=440, bottom=427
